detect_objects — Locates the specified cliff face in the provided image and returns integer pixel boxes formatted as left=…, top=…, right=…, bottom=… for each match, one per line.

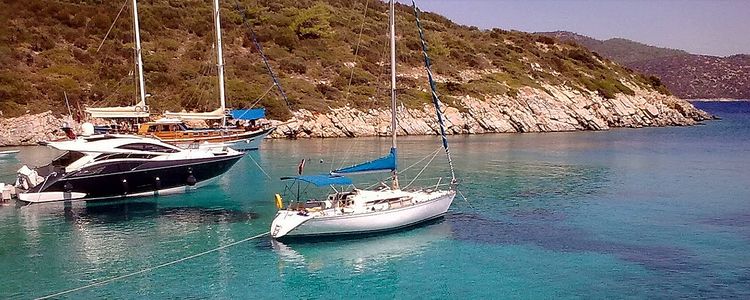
left=272, top=84, right=711, bottom=138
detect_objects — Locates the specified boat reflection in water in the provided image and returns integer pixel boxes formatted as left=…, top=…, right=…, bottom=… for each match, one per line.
left=271, top=218, right=451, bottom=272
left=17, top=199, right=257, bottom=226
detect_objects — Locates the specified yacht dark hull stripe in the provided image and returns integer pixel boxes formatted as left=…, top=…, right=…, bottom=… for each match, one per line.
left=63, top=154, right=243, bottom=180
left=26, top=154, right=243, bottom=201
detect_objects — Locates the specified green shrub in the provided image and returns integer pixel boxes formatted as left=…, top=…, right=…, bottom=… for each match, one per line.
left=289, top=2, right=333, bottom=39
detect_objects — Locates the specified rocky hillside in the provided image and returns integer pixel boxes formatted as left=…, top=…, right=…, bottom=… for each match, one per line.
left=628, top=54, right=750, bottom=100
left=538, top=31, right=750, bottom=99
left=0, top=0, right=709, bottom=143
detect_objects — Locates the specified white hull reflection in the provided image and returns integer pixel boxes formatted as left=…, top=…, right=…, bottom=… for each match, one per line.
left=271, top=219, right=452, bottom=271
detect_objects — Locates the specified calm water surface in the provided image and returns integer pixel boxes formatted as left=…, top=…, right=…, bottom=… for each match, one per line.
left=1, top=101, right=749, bottom=299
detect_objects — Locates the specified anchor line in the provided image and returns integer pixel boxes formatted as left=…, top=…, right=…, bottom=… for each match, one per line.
left=35, top=231, right=270, bottom=300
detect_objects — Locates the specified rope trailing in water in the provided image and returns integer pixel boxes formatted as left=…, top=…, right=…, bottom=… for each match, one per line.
left=234, top=1, right=290, bottom=108
left=35, top=231, right=269, bottom=300
left=247, top=152, right=272, bottom=180
left=412, top=1, right=457, bottom=185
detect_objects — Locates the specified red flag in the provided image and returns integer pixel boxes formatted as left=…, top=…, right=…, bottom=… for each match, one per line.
left=297, top=159, right=305, bottom=175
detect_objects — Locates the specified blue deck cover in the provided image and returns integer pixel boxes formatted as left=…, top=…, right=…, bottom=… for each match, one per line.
left=280, top=175, right=353, bottom=187
left=230, top=108, right=266, bottom=120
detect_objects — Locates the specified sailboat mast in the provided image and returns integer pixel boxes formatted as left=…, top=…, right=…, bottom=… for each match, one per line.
left=213, top=0, right=227, bottom=126
left=389, top=0, right=399, bottom=189
left=132, top=0, right=146, bottom=106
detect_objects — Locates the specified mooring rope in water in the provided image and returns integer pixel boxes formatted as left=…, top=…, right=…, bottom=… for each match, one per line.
left=35, top=231, right=270, bottom=300
left=247, top=154, right=272, bottom=180
left=457, top=189, right=474, bottom=209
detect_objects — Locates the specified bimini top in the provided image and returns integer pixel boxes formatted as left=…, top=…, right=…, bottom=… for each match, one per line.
left=280, top=175, right=353, bottom=187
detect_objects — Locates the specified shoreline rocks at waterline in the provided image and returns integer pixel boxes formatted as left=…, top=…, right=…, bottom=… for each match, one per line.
left=270, top=85, right=713, bottom=138
left=0, top=85, right=713, bottom=146
left=0, top=111, right=77, bottom=146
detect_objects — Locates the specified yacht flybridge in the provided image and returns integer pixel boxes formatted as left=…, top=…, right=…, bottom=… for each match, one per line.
left=270, top=0, right=458, bottom=239
left=14, top=135, right=243, bottom=203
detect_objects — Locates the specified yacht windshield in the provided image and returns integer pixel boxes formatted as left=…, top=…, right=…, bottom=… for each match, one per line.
left=51, top=151, right=86, bottom=167
left=116, top=143, right=179, bottom=153
left=35, top=151, right=86, bottom=176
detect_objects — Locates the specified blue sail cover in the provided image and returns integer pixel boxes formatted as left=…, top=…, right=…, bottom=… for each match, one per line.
left=230, top=108, right=265, bottom=120
left=331, top=148, right=397, bottom=175
left=280, top=175, right=353, bottom=187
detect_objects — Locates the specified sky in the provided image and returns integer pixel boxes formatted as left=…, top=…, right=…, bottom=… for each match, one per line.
left=403, top=0, right=750, bottom=57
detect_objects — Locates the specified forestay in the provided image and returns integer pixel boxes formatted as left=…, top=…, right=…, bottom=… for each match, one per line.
left=412, top=0, right=456, bottom=183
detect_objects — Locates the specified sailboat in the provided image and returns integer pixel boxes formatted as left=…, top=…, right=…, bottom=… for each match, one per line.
left=84, top=0, right=149, bottom=122
left=146, top=0, right=275, bottom=151
left=269, top=0, right=457, bottom=239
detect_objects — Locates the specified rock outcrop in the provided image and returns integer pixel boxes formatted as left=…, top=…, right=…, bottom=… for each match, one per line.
left=0, top=86, right=713, bottom=146
left=0, top=111, right=77, bottom=146
left=271, top=85, right=713, bottom=138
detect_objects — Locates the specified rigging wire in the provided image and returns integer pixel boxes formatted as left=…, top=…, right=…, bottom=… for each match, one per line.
left=363, top=146, right=441, bottom=190
left=234, top=1, right=290, bottom=108
left=403, top=145, right=441, bottom=189
left=341, top=0, right=371, bottom=103
left=96, top=0, right=129, bottom=53
left=34, top=231, right=270, bottom=300
left=325, top=0, right=370, bottom=171
left=401, top=146, right=441, bottom=173
left=412, top=0, right=457, bottom=184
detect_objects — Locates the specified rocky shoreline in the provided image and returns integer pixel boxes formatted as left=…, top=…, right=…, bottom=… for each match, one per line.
left=0, top=111, right=78, bottom=146
left=0, top=85, right=713, bottom=146
left=269, top=85, right=713, bottom=138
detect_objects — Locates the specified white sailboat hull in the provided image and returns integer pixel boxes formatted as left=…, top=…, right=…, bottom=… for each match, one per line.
left=271, top=190, right=455, bottom=238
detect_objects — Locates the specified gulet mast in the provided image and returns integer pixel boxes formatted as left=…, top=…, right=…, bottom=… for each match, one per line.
left=132, top=0, right=146, bottom=106
left=389, top=0, right=399, bottom=189
left=213, top=0, right=227, bottom=126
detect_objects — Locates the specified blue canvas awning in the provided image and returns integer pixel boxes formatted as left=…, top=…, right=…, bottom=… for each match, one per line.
left=331, top=147, right=397, bottom=175
left=280, top=175, right=353, bottom=187
left=230, top=108, right=265, bottom=121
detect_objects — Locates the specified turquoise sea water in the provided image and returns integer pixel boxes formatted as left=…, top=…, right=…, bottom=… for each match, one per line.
left=1, top=101, right=749, bottom=299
